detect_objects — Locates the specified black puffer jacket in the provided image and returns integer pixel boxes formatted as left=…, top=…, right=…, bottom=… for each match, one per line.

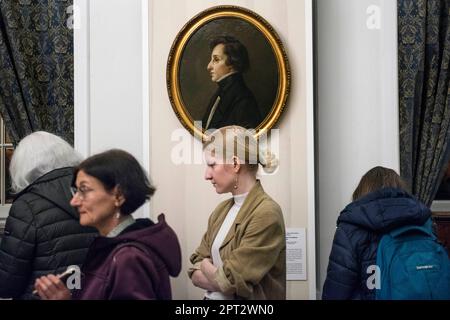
left=322, top=188, right=431, bottom=300
left=0, top=167, right=97, bottom=299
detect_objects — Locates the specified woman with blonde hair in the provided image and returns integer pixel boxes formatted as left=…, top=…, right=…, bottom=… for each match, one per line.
left=322, top=166, right=431, bottom=299
left=189, top=126, right=286, bottom=300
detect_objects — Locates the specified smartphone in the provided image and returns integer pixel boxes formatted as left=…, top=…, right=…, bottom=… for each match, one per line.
left=32, top=266, right=77, bottom=295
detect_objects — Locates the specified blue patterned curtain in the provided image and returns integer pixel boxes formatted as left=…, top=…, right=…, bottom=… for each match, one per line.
left=399, top=0, right=450, bottom=206
left=0, top=0, right=74, bottom=145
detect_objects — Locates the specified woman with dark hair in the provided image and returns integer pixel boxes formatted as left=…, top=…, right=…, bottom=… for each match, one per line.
left=322, top=166, right=431, bottom=300
left=0, top=131, right=97, bottom=300
left=34, top=149, right=181, bottom=300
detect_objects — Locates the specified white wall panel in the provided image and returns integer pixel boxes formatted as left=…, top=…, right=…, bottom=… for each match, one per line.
left=74, top=0, right=149, bottom=218
left=316, top=0, right=399, bottom=297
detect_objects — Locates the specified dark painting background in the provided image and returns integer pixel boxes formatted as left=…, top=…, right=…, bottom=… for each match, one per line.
left=179, top=17, right=278, bottom=123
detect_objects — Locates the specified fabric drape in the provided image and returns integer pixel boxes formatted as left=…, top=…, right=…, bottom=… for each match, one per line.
left=399, top=0, right=450, bottom=205
left=0, top=0, right=74, bottom=145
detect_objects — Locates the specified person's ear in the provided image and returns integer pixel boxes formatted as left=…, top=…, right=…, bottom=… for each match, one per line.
left=113, top=186, right=125, bottom=207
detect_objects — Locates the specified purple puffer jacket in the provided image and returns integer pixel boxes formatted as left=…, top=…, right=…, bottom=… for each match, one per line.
left=72, top=214, right=181, bottom=300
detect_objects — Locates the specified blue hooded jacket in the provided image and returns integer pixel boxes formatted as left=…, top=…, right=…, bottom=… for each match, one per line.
left=322, top=188, right=431, bottom=300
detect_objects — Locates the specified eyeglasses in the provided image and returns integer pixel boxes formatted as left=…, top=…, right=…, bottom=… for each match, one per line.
left=70, top=186, right=94, bottom=200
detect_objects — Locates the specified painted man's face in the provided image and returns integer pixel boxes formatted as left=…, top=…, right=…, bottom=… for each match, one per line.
left=207, top=44, right=234, bottom=82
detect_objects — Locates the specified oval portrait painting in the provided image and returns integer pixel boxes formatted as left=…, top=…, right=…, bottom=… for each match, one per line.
left=167, top=5, right=290, bottom=139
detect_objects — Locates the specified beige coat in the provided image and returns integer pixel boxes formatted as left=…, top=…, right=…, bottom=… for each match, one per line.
left=189, top=181, right=286, bottom=299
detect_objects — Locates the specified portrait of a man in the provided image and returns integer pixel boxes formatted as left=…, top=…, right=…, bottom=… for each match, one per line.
left=167, top=6, right=290, bottom=139
left=202, top=36, right=261, bottom=130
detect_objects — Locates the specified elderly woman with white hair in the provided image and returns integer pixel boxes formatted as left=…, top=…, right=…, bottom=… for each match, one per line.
left=0, top=131, right=97, bottom=299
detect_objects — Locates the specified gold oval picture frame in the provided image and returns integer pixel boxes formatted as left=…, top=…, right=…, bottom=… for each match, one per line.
left=167, top=5, right=290, bottom=139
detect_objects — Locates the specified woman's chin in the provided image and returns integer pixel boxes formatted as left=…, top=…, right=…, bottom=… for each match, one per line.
left=79, top=217, right=92, bottom=227
left=215, top=187, right=230, bottom=194
left=79, top=220, right=87, bottom=227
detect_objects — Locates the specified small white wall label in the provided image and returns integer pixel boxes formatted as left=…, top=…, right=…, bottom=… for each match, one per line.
left=286, top=228, right=307, bottom=281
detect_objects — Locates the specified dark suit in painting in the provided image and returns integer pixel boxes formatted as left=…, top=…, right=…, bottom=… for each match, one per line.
left=202, top=73, right=261, bottom=130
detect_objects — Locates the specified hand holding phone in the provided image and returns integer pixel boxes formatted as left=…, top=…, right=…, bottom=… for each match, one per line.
left=32, top=266, right=77, bottom=296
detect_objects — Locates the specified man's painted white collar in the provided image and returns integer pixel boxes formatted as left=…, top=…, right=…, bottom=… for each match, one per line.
left=215, top=71, right=238, bottom=83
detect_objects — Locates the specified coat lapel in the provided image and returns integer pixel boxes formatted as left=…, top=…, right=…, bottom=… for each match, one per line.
left=219, top=181, right=265, bottom=249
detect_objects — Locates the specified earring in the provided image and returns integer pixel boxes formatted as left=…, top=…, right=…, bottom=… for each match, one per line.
left=234, top=175, right=238, bottom=189
left=115, top=209, right=121, bottom=219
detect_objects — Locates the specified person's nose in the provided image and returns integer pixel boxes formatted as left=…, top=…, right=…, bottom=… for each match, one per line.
left=207, top=60, right=213, bottom=71
left=70, top=194, right=81, bottom=207
left=205, top=167, right=212, bottom=180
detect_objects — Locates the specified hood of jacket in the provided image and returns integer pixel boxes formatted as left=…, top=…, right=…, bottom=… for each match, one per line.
left=89, top=214, right=182, bottom=277
left=337, top=187, right=431, bottom=233
left=15, top=167, right=79, bottom=220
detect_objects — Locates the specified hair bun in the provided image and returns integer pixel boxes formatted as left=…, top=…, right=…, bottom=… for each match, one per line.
left=259, top=150, right=279, bottom=174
